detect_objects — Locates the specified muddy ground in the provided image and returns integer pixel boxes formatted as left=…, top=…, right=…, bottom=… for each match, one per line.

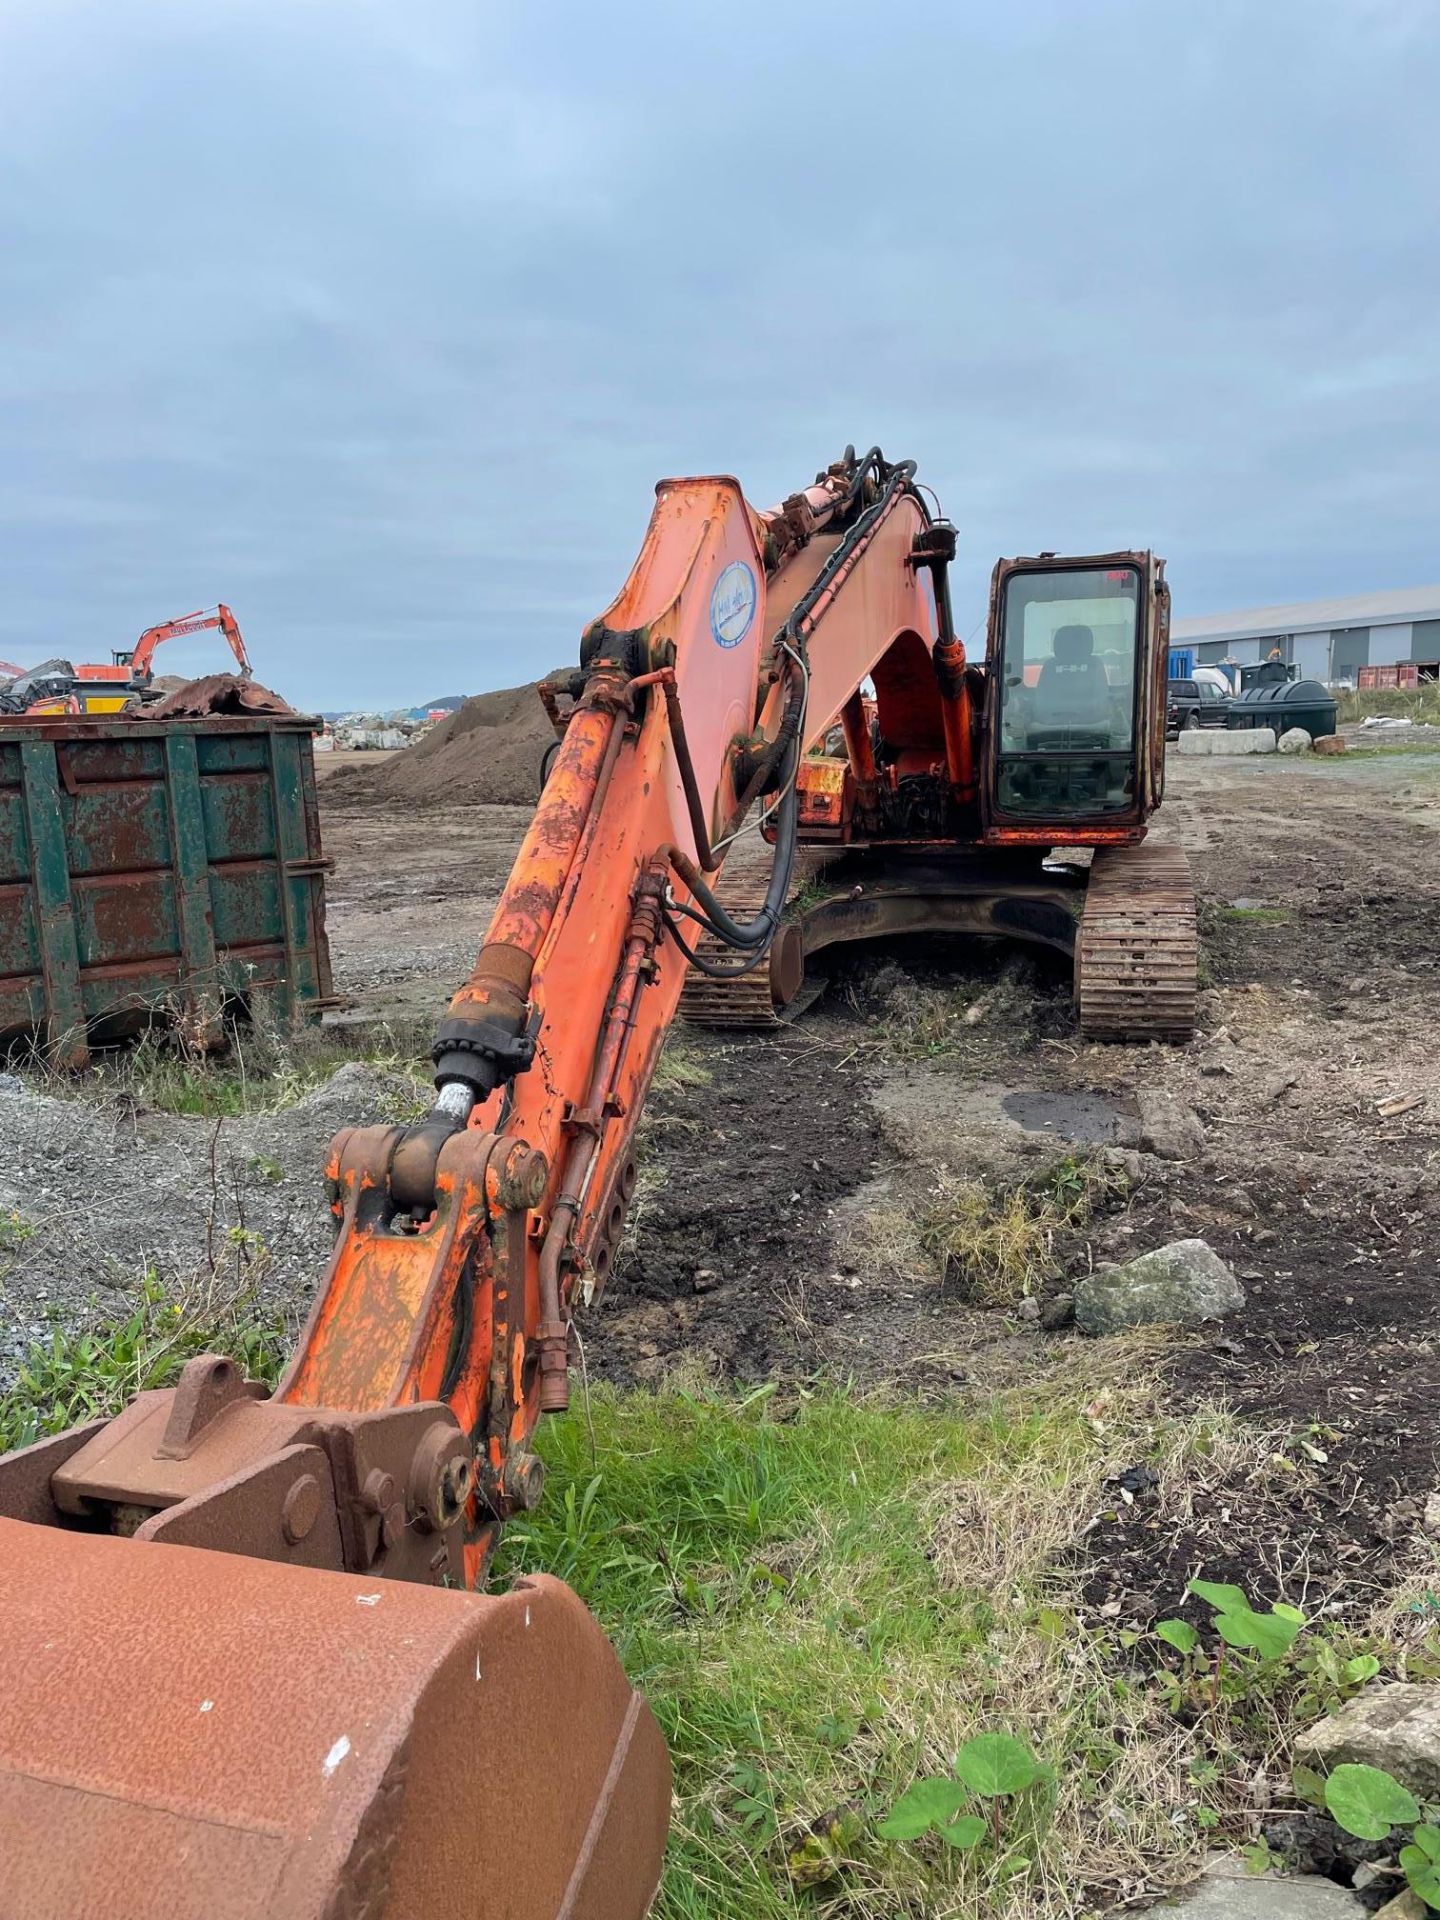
left=316, top=742, right=1440, bottom=1632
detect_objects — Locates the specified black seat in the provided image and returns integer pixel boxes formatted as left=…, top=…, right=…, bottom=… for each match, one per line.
left=1032, top=624, right=1112, bottom=737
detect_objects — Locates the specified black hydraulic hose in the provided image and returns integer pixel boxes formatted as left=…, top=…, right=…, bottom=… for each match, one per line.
left=772, top=455, right=924, bottom=660
left=661, top=910, right=775, bottom=979
left=671, top=729, right=801, bottom=950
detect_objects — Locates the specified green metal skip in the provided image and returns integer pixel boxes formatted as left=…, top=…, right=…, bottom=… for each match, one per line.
left=0, top=714, right=335, bottom=1065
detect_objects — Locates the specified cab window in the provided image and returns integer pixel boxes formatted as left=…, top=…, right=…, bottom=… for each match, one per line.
left=995, top=565, right=1143, bottom=818
left=999, top=568, right=1140, bottom=753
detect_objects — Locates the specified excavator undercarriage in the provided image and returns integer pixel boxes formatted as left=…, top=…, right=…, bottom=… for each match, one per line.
left=0, top=447, right=1195, bottom=1920
left=679, top=837, right=1197, bottom=1039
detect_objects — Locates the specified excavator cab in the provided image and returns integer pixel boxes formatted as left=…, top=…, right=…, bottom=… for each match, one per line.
left=982, top=551, right=1168, bottom=839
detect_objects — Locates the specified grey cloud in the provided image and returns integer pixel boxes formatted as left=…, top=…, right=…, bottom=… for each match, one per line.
left=0, top=0, right=1436, bottom=702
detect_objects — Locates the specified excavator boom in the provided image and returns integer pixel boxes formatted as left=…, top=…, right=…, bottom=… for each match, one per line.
left=125, top=602, right=253, bottom=680
left=0, top=448, right=1191, bottom=1919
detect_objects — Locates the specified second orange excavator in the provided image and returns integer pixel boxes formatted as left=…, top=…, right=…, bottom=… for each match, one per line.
left=0, top=603, right=252, bottom=715
left=0, top=448, right=1194, bottom=1920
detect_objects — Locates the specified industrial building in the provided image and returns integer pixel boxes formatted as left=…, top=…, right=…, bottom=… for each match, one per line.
left=1171, top=586, right=1440, bottom=685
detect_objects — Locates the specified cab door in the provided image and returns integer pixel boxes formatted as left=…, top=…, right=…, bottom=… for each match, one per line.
left=980, top=550, right=1166, bottom=843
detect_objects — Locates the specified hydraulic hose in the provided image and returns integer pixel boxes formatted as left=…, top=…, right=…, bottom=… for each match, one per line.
left=666, top=729, right=800, bottom=955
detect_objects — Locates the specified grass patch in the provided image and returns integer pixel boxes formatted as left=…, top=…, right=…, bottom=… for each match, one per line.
left=653, top=1033, right=715, bottom=1094
left=496, top=1361, right=1210, bottom=1917
left=1347, top=736, right=1440, bottom=757
left=0, top=1272, right=288, bottom=1453
left=907, top=1154, right=1129, bottom=1307
left=871, top=967, right=1041, bottom=1064
left=1217, top=906, right=1291, bottom=925
left=4, top=1305, right=1423, bottom=1910
left=919, top=1180, right=1055, bottom=1306
left=1335, top=685, right=1440, bottom=726
left=39, top=1013, right=433, bottom=1120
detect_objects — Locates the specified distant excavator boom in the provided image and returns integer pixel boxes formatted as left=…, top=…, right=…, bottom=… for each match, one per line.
left=123, top=602, right=252, bottom=680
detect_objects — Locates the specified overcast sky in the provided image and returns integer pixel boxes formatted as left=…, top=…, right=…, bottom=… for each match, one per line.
left=0, top=0, right=1435, bottom=707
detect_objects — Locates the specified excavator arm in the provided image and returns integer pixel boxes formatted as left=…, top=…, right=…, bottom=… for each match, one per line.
left=0, top=451, right=951, bottom=1920
left=124, top=602, right=253, bottom=680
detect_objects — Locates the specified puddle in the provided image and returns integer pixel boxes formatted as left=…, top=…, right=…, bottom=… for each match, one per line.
left=1001, top=1089, right=1138, bottom=1145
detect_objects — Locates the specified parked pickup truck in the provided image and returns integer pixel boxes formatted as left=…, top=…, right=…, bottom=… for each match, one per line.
left=1166, top=676, right=1230, bottom=738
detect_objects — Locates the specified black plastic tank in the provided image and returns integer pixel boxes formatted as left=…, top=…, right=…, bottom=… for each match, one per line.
left=1226, top=663, right=1338, bottom=738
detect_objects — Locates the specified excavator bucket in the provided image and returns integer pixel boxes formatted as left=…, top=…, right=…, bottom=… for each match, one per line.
left=0, top=1517, right=669, bottom=1920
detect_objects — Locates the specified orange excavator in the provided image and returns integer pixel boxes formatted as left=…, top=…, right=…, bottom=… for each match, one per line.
left=120, top=601, right=254, bottom=684
left=0, top=449, right=1194, bottom=1919
left=0, top=603, right=252, bottom=715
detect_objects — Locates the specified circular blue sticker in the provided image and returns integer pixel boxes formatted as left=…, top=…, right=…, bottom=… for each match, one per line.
left=710, top=561, right=757, bottom=649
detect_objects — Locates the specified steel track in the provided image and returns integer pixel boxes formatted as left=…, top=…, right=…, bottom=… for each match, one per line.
left=1076, top=840, right=1197, bottom=1041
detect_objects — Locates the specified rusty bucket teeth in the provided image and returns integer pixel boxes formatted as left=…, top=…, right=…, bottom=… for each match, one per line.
left=1076, top=840, right=1198, bottom=1043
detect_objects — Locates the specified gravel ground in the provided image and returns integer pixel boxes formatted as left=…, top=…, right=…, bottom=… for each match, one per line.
left=0, top=1062, right=414, bottom=1381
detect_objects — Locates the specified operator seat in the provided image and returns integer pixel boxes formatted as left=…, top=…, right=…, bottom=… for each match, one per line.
left=1030, top=624, right=1113, bottom=742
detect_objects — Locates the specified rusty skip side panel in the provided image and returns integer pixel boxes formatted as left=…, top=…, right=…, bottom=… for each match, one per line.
left=0, top=714, right=334, bottom=1063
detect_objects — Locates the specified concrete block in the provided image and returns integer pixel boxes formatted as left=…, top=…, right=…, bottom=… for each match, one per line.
left=1175, top=729, right=1277, bottom=756
left=1167, top=1857, right=1364, bottom=1914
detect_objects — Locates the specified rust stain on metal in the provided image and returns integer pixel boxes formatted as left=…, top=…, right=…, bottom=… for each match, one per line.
left=0, top=1521, right=669, bottom=1920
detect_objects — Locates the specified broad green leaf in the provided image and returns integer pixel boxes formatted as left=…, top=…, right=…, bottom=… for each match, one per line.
left=1272, top=1602, right=1307, bottom=1625
left=1400, top=1843, right=1440, bottom=1910
left=953, top=1733, right=1044, bottom=1798
left=877, top=1777, right=967, bottom=1839
left=1324, top=1763, right=1421, bottom=1840
left=1290, top=1765, right=1326, bottom=1808
left=1214, top=1608, right=1303, bottom=1659
left=1156, top=1618, right=1200, bottom=1656
left=1188, top=1579, right=1251, bottom=1615
left=936, top=1815, right=987, bottom=1851
left=1344, top=1655, right=1381, bottom=1686
left=1411, top=1824, right=1440, bottom=1864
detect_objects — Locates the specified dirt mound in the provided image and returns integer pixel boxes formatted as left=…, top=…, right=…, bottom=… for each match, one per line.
left=323, top=673, right=566, bottom=807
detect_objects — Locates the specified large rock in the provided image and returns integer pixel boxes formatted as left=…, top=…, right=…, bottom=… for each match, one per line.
left=1175, top=729, right=1277, bottom=756
left=1313, top=734, right=1347, bottom=756
left=1075, top=1238, right=1244, bottom=1335
left=1136, top=1090, right=1206, bottom=1161
left=1168, top=1857, right=1363, bottom=1915
left=1277, top=727, right=1313, bottom=754
left=1296, top=1685, right=1440, bottom=1799
left=1168, top=1856, right=1363, bottom=1915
